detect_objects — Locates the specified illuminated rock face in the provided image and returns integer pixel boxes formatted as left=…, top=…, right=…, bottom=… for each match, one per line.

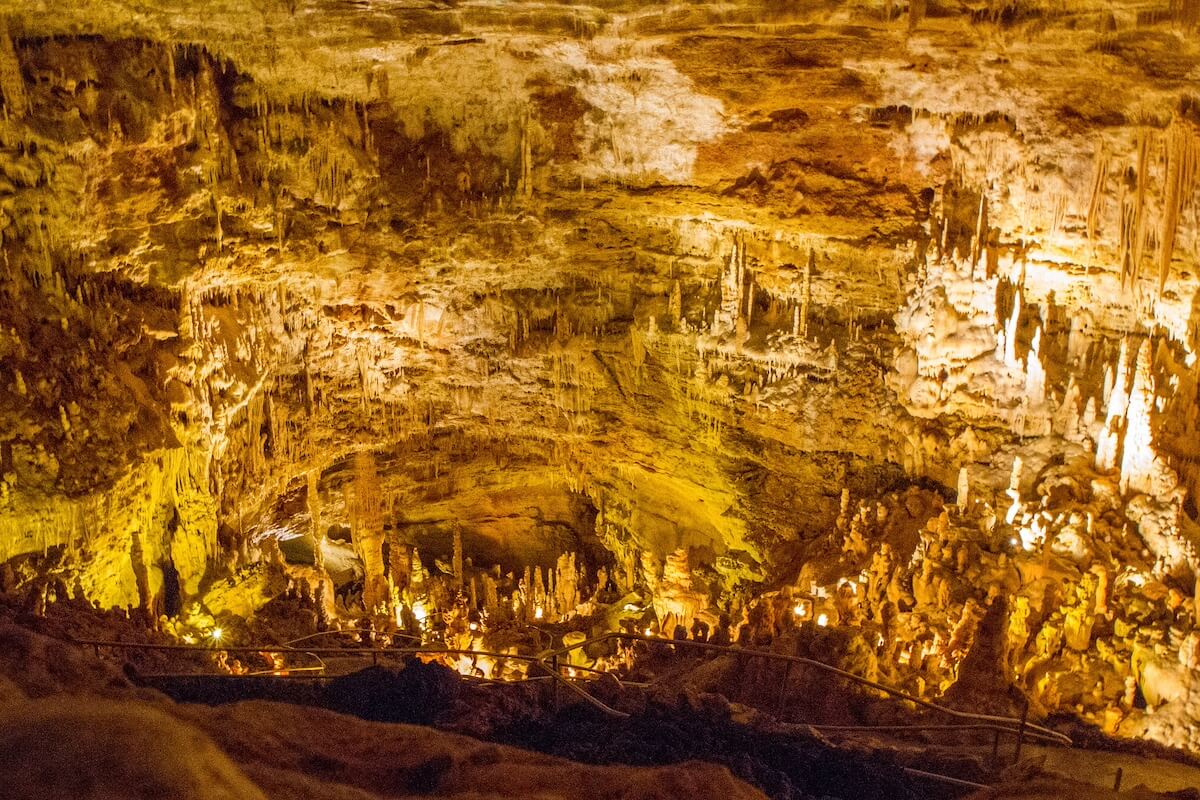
left=3, top=0, right=1200, bottom=751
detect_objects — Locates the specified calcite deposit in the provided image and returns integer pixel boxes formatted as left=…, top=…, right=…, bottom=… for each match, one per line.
left=3, top=0, right=1200, bottom=786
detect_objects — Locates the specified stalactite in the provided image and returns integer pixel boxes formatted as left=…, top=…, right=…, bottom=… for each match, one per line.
left=1086, top=141, right=1109, bottom=241
left=0, top=20, right=26, bottom=118
left=801, top=248, right=813, bottom=337
left=517, top=107, right=533, bottom=200
left=1049, top=193, right=1068, bottom=239
left=970, top=191, right=987, bottom=273
left=1119, top=130, right=1154, bottom=288
left=1157, top=120, right=1200, bottom=295
left=1172, top=0, right=1200, bottom=28
left=908, top=0, right=926, bottom=29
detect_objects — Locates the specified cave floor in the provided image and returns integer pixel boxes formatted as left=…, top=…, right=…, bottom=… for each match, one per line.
left=1018, top=743, right=1200, bottom=795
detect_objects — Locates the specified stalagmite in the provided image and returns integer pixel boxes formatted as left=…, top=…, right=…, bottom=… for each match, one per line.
left=555, top=552, right=578, bottom=616
left=1002, top=290, right=1021, bottom=369
left=306, top=470, right=324, bottom=572
left=1120, top=339, right=1157, bottom=495
left=351, top=450, right=388, bottom=615
left=716, top=237, right=744, bottom=336
left=409, top=548, right=427, bottom=597
left=451, top=527, right=464, bottom=592
left=1097, top=339, right=1131, bottom=471
left=388, top=524, right=409, bottom=596
left=668, top=280, right=682, bottom=326
left=1005, top=457, right=1023, bottom=525
left=482, top=572, right=499, bottom=613
left=1024, top=327, right=1046, bottom=405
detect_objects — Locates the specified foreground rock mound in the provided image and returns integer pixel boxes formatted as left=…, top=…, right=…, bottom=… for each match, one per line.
left=0, top=624, right=766, bottom=800
left=0, top=698, right=266, bottom=800
left=181, top=698, right=768, bottom=800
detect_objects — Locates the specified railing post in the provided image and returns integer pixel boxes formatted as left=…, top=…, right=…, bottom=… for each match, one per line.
left=1113, top=767, right=1123, bottom=792
left=1013, top=698, right=1029, bottom=764
left=550, top=654, right=560, bottom=713
left=990, top=728, right=1000, bottom=765
left=776, top=661, right=792, bottom=717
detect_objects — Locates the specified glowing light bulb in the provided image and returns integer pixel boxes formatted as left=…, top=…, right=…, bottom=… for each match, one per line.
left=816, top=614, right=829, bottom=627
left=793, top=604, right=805, bottom=617
left=644, top=627, right=653, bottom=637
left=210, top=627, right=223, bottom=642
left=534, top=606, right=544, bottom=620
left=412, top=601, right=428, bottom=622
left=468, top=622, right=478, bottom=631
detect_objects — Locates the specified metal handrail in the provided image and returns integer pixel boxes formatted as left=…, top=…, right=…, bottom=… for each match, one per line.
left=72, top=633, right=1070, bottom=746
left=72, top=639, right=542, bottom=663
left=534, top=633, right=1072, bottom=747
left=71, top=638, right=336, bottom=674
left=901, top=767, right=988, bottom=789
left=73, top=632, right=1056, bottom=789
left=76, top=636, right=637, bottom=702
left=138, top=671, right=334, bottom=680
left=283, top=629, right=423, bottom=647
left=804, top=722, right=1062, bottom=745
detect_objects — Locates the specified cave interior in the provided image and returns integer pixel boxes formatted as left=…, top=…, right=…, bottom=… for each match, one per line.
left=3, top=2, right=1200, bottom=799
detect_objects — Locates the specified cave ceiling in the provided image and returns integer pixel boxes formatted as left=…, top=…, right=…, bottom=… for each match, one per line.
left=0, top=0, right=1198, bottom=616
